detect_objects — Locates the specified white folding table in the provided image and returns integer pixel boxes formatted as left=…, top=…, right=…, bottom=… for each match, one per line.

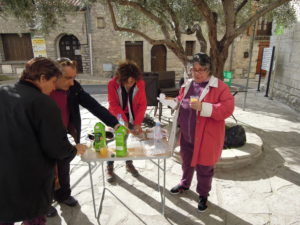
left=81, top=136, right=171, bottom=220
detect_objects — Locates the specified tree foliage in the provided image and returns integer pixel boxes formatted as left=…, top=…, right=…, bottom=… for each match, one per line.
left=0, top=0, right=83, bottom=32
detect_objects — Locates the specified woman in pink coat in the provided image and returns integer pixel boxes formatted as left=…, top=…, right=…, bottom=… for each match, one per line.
left=169, top=53, right=234, bottom=212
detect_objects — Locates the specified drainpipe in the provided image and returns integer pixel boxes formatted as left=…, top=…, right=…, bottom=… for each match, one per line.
left=85, top=5, right=94, bottom=76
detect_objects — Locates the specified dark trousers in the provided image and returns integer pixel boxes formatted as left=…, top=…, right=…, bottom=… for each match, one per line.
left=179, top=136, right=214, bottom=197
left=107, top=160, right=133, bottom=166
left=0, top=216, right=46, bottom=225
left=53, top=154, right=76, bottom=201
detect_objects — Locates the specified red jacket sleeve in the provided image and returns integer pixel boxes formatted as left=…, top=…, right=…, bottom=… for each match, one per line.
left=210, top=82, right=234, bottom=121
left=107, top=80, right=128, bottom=123
left=133, top=80, right=147, bottom=125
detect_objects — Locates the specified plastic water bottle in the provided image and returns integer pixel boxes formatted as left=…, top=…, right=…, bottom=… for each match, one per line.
left=153, top=122, right=163, bottom=153
left=93, top=122, right=106, bottom=152
left=115, top=125, right=128, bottom=157
left=117, top=113, right=125, bottom=126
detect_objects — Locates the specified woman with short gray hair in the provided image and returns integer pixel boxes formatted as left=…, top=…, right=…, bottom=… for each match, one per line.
left=169, top=53, right=234, bottom=212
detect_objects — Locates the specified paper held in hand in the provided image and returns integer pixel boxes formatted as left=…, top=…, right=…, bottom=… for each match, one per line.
left=157, top=93, right=177, bottom=109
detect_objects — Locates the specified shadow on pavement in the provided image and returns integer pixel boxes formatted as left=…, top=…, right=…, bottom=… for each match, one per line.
left=215, top=126, right=300, bottom=188
left=115, top=175, right=252, bottom=225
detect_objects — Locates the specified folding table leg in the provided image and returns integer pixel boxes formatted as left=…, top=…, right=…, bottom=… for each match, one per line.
left=157, top=159, right=160, bottom=192
left=88, top=162, right=97, bottom=218
left=162, top=159, right=166, bottom=215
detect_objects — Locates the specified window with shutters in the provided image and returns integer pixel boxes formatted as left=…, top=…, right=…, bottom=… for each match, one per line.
left=185, top=41, right=195, bottom=56
left=1, top=33, right=33, bottom=61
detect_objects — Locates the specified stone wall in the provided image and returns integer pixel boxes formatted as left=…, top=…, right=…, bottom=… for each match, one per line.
left=269, top=22, right=300, bottom=112
left=224, top=35, right=260, bottom=79
left=89, top=3, right=122, bottom=78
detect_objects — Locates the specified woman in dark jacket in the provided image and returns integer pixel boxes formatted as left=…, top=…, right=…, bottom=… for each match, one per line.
left=0, top=57, right=86, bottom=225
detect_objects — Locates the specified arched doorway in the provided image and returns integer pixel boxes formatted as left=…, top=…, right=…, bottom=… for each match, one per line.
left=59, top=34, right=83, bottom=73
left=151, top=45, right=167, bottom=72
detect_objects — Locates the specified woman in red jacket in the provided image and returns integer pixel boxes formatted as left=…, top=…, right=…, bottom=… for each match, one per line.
left=169, top=53, right=234, bottom=212
left=107, top=60, right=147, bottom=182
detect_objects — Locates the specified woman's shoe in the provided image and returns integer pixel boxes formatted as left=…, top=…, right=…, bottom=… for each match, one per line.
left=126, top=163, right=139, bottom=177
left=46, top=206, right=57, bottom=217
left=60, top=196, right=78, bottom=207
left=170, top=184, right=189, bottom=194
left=198, top=196, right=208, bottom=212
left=106, top=164, right=116, bottom=183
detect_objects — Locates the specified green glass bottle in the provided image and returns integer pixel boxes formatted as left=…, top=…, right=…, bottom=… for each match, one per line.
left=93, top=122, right=106, bottom=151
left=115, top=125, right=127, bottom=157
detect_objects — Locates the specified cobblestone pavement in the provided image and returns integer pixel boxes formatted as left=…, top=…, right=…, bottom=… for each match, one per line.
left=14, top=80, right=300, bottom=225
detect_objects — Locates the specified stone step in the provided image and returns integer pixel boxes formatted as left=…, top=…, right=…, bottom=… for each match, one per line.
left=172, top=130, right=263, bottom=170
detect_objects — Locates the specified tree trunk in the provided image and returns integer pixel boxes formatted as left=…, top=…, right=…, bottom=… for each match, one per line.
left=210, top=44, right=230, bottom=80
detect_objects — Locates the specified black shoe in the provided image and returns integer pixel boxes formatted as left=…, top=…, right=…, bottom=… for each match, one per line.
left=106, top=165, right=116, bottom=183
left=170, top=184, right=189, bottom=194
left=60, top=196, right=78, bottom=207
left=46, top=206, right=58, bottom=217
left=126, top=163, right=139, bottom=177
left=198, top=196, right=208, bottom=212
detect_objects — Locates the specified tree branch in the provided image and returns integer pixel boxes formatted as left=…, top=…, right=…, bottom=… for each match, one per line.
left=234, top=0, right=292, bottom=39
left=235, top=0, right=248, bottom=15
left=113, top=0, right=171, bottom=40
left=192, top=0, right=218, bottom=49
left=222, top=0, right=236, bottom=37
left=184, top=24, right=207, bottom=53
left=195, top=25, right=207, bottom=53
left=161, top=0, right=181, bottom=43
left=106, top=0, right=172, bottom=46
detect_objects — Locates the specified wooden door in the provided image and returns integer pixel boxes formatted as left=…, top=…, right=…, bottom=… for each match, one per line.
left=59, top=35, right=83, bottom=73
left=151, top=45, right=167, bottom=72
left=125, top=41, right=143, bottom=71
left=2, top=33, right=33, bottom=61
left=256, top=41, right=270, bottom=77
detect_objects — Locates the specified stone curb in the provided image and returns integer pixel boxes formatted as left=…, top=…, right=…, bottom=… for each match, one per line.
left=172, top=130, right=263, bottom=170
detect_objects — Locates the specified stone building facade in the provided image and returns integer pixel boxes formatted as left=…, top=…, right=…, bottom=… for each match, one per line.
left=0, top=2, right=269, bottom=80
left=269, top=19, right=300, bottom=112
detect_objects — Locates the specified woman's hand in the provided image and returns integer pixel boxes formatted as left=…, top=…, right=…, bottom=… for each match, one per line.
left=132, top=124, right=142, bottom=135
left=190, top=100, right=202, bottom=111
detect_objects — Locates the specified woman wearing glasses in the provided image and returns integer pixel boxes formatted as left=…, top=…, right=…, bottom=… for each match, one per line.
left=169, top=53, right=234, bottom=212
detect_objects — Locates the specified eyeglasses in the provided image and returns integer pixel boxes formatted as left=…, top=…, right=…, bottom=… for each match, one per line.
left=191, top=67, right=208, bottom=73
left=57, top=57, right=76, bottom=67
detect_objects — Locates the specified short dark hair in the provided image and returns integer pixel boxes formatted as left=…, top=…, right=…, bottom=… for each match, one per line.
left=56, top=57, right=77, bottom=70
left=191, top=53, right=212, bottom=72
left=20, top=57, right=62, bottom=81
left=116, top=60, right=142, bottom=84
